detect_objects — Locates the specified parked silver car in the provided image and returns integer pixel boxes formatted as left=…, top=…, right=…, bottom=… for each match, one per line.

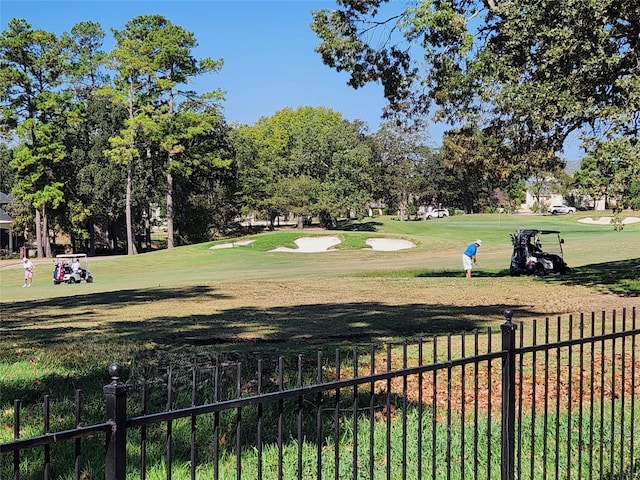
left=547, top=204, right=576, bottom=215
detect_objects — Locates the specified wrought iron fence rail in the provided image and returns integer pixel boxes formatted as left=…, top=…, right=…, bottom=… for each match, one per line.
left=0, top=422, right=112, bottom=453
left=518, top=326, right=640, bottom=355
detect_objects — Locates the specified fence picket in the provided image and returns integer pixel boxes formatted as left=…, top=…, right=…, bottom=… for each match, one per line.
left=44, top=395, right=50, bottom=480
left=74, top=389, right=82, bottom=480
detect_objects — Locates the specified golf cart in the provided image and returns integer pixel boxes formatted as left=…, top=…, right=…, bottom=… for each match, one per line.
left=53, top=253, right=93, bottom=284
left=509, top=229, right=570, bottom=276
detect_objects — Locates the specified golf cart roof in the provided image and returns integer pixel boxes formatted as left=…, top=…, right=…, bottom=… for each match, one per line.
left=56, top=253, right=88, bottom=258
left=519, top=229, right=561, bottom=236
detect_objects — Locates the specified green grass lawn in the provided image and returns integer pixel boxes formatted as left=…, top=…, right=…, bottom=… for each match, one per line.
left=3, top=212, right=638, bottom=289
left=1, top=213, right=638, bottom=366
left=0, top=212, right=636, bottom=390
left=0, top=212, right=639, bottom=478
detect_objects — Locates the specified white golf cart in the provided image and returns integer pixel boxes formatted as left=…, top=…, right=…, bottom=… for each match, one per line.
left=53, top=254, right=93, bottom=284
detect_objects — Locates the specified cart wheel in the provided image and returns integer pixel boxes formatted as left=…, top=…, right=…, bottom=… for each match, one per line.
left=67, top=277, right=76, bottom=284
left=534, top=264, right=546, bottom=276
left=86, top=276, right=93, bottom=283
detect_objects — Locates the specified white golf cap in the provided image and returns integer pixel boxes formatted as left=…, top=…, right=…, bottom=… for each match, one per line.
left=475, top=239, right=482, bottom=245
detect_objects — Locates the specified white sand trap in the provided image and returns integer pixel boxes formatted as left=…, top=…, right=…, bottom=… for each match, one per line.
left=210, top=239, right=255, bottom=249
left=578, top=216, right=640, bottom=225
left=365, top=238, right=415, bottom=251
left=268, top=236, right=416, bottom=253
left=270, top=236, right=342, bottom=253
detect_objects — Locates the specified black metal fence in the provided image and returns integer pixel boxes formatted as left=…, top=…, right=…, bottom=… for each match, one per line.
left=1, top=307, right=638, bottom=479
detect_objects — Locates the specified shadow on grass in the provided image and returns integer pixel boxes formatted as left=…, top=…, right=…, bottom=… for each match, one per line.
left=2, top=296, right=524, bottom=349
left=545, top=257, right=640, bottom=296
left=332, top=220, right=383, bottom=232
left=2, top=285, right=231, bottom=313
left=1, top=284, right=532, bottom=355
left=415, top=259, right=639, bottom=296
left=0, top=284, right=533, bottom=409
left=417, top=269, right=510, bottom=278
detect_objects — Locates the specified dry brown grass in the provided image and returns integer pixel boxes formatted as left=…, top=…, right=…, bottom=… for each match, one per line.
left=2, top=274, right=634, bottom=361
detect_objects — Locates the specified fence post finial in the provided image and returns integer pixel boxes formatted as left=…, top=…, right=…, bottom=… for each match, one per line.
left=104, top=363, right=127, bottom=480
left=108, top=363, right=122, bottom=382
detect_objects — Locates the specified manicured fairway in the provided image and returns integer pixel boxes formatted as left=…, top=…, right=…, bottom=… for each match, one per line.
left=1, top=213, right=637, bottom=363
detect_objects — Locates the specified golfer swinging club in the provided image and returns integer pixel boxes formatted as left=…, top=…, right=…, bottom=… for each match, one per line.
left=462, top=239, right=482, bottom=278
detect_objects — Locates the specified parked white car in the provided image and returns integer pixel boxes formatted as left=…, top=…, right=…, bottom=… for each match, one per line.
left=426, top=208, right=449, bottom=219
left=547, top=205, right=576, bottom=215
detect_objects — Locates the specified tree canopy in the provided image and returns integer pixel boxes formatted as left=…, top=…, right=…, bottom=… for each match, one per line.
left=233, top=106, right=372, bottom=229
left=312, top=0, right=640, bottom=205
left=2, top=6, right=637, bottom=255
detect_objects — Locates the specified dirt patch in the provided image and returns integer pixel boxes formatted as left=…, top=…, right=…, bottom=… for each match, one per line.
left=379, top=354, right=637, bottom=415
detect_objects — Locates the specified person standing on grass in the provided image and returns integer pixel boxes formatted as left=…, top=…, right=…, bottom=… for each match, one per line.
left=462, top=239, right=482, bottom=278
left=22, top=257, right=34, bottom=287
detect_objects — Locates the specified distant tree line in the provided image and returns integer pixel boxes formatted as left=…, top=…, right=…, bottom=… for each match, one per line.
left=1, top=6, right=638, bottom=256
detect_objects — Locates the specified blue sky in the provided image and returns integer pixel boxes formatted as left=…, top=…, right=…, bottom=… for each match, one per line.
left=1, top=0, right=582, bottom=159
left=1, top=1, right=398, bottom=132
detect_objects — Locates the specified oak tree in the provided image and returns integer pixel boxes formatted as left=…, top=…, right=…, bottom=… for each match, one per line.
left=312, top=0, right=640, bottom=201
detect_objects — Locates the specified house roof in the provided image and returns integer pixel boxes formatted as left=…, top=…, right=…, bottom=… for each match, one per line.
left=0, top=191, right=14, bottom=204
left=0, top=207, right=13, bottom=226
left=564, top=160, right=581, bottom=175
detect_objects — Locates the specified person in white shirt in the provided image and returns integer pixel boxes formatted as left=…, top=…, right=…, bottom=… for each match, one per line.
left=22, top=257, right=34, bottom=287
left=71, top=257, right=82, bottom=274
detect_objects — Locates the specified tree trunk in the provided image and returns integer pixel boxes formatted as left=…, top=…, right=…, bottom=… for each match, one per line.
left=125, top=78, right=137, bottom=256
left=398, top=200, right=407, bottom=221
left=166, top=170, right=174, bottom=249
left=145, top=208, right=151, bottom=250
left=125, top=158, right=137, bottom=255
left=166, top=87, right=175, bottom=249
left=108, top=221, right=116, bottom=252
left=42, top=205, right=52, bottom=258
left=35, top=208, right=43, bottom=259
left=463, top=183, right=473, bottom=214
left=89, top=220, right=95, bottom=256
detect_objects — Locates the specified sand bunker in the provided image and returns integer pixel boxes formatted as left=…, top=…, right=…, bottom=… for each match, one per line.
left=578, top=216, right=640, bottom=225
left=211, top=236, right=416, bottom=253
left=268, top=236, right=415, bottom=253
left=270, top=236, right=342, bottom=253
left=365, top=238, right=415, bottom=251
left=209, top=240, right=255, bottom=249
